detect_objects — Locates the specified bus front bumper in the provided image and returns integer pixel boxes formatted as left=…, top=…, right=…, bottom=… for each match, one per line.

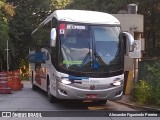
left=56, top=82, right=123, bottom=100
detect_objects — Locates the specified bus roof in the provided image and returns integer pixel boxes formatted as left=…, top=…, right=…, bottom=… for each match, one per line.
left=45, top=10, right=120, bottom=24
left=51, top=10, right=120, bottom=24
left=32, top=10, right=120, bottom=34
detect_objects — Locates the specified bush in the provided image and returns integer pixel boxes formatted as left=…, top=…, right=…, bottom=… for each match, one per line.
left=147, top=61, right=160, bottom=105
left=133, top=80, right=152, bottom=105
left=135, top=60, right=160, bottom=105
left=20, top=75, right=29, bottom=81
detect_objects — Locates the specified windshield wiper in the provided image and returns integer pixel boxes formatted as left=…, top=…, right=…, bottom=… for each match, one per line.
left=94, top=52, right=108, bottom=67
left=93, top=52, right=110, bottom=72
left=80, top=52, right=91, bottom=69
left=80, top=38, right=92, bottom=69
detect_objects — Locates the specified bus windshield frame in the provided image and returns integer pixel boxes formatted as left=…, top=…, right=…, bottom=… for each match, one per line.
left=56, top=22, right=124, bottom=77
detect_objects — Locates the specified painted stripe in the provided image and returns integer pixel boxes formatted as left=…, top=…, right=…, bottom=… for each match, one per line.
left=62, top=76, right=89, bottom=80
left=28, top=52, right=46, bottom=63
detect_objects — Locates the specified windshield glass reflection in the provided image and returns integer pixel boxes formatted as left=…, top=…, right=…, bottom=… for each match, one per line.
left=58, top=23, right=123, bottom=74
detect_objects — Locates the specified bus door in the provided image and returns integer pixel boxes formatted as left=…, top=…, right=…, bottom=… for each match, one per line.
left=35, top=63, right=41, bottom=85
left=34, top=52, right=47, bottom=90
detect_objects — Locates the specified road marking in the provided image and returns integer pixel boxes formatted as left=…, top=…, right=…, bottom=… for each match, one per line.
left=88, top=106, right=117, bottom=110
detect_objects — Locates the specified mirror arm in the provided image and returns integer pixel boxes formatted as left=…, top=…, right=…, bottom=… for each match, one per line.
left=123, top=32, right=134, bottom=45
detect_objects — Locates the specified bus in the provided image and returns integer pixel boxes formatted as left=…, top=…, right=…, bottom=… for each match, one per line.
left=28, top=10, right=134, bottom=104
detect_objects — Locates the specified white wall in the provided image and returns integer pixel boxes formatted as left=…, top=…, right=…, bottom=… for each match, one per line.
left=112, top=14, right=144, bottom=71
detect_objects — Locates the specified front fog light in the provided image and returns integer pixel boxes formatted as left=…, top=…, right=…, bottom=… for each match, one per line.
left=61, top=79, right=71, bottom=85
left=113, top=81, right=121, bottom=86
left=112, top=79, right=123, bottom=86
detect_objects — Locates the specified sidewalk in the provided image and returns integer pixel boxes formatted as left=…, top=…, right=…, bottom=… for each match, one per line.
left=115, top=95, right=160, bottom=111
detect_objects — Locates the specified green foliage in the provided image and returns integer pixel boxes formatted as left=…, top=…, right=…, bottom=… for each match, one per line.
left=135, top=60, right=160, bottom=105
left=68, top=0, right=160, bottom=57
left=68, top=0, right=134, bottom=13
left=19, top=59, right=29, bottom=80
left=19, top=59, right=28, bottom=68
left=133, top=80, right=152, bottom=105
left=4, top=0, right=160, bottom=70
left=146, top=61, right=160, bottom=105
left=7, top=0, right=52, bottom=69
left=136, top=0, right=160, bottom=57
left=0, top=0, right=14, bottom=22
left=52, top=0, right=72, bottom=9
left=0, top=0, right=14, bottom=71
left=7, top=0, right=72, bottom=70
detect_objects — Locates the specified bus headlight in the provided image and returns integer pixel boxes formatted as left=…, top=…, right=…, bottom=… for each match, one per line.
left=61, top=78, right=71, bottom=85
left=58, top=77, right=71, bottom=85
left=112, top=78, right=123, bottom=86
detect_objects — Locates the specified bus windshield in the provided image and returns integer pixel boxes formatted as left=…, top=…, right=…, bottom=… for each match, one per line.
left=58, top=23, right=123, bottom=76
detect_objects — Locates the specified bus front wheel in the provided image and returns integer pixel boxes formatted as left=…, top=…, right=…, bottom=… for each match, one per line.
left=47, top=79, right=58, bottom=103
left=97, top=100, right=107, bottom=104
left=47, top=86, right=58, bottom=103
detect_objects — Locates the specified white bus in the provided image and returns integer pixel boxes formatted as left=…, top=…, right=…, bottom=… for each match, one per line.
left=28, top=10, right=134, bottom=104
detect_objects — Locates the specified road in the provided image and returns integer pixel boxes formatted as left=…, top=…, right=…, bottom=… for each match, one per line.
left=0, top=81, right=159, bottom=120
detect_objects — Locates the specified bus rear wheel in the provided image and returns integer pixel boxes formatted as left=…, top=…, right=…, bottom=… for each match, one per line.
left=32, top=84, right=38, bottom=90
left=32, top=71, right=38, bottom=90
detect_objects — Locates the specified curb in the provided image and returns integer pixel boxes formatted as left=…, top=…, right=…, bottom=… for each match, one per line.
left=113, top=100, right=160, bottom=111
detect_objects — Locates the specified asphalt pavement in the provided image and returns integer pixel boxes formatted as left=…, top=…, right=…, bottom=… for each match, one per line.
left=0, top=81, right=160, bottom=120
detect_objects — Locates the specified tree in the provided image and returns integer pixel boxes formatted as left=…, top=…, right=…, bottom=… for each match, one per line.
left=52, top=0, right=72, bottom=9
left=7, top=0, right=72, bottom=70
left=67, top=0, right=129, bottom=13
left=7, top=0, right=51, bottom=69
left=0, top=0, right=14, bottom=71
left=6, top=0, right=160, bottom=71
left=68, top=0, right=160, bottom=57
left=137, top=0, right=160, bottom=57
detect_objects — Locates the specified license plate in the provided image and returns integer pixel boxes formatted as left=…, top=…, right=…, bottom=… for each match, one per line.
left=86, top=94, right=98, bottom=99
left=89, top=79, right=100, bottom=84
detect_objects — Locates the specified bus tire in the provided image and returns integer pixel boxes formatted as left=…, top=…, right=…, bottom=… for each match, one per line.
left=31, top=71, right=38, bottom=90
left=97, top=100, right=107, bottom=104
left=47, top=78, right=58, bottom=103
left=47, top=86, right=58, bottom=103
left=32, top=84, right=38, bottom=90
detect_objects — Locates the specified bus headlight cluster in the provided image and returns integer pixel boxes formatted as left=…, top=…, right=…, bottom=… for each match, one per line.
left=61, top=78, right=71, bottom=85
left=58, top=77, right=71, bottom=85
left=112, top=78, right=123, bottom=86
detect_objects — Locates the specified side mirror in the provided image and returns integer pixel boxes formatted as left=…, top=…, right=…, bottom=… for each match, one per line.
left=123, top=32, right=134, bottom=55
left=50, top=28, right=57, bottom=47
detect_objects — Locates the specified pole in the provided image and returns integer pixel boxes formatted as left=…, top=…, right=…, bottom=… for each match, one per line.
left=5, top=40, right=9, bottom=72
left=7, top=40, right=9, bottom=72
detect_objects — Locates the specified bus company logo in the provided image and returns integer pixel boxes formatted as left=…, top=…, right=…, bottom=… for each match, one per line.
left=2, top=112, right=12, bottom=117
left=90, top=85, right=95, bottom=90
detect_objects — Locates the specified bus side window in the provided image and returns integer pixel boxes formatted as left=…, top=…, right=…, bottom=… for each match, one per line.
left=52, top=17, right=58, bottom=28
left=51, top=17, right=58, bottom=66
left=42, top=21, right=51, bottom=48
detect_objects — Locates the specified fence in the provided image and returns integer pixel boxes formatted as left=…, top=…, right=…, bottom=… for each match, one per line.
left=138, top=57, right=160, bottom=81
